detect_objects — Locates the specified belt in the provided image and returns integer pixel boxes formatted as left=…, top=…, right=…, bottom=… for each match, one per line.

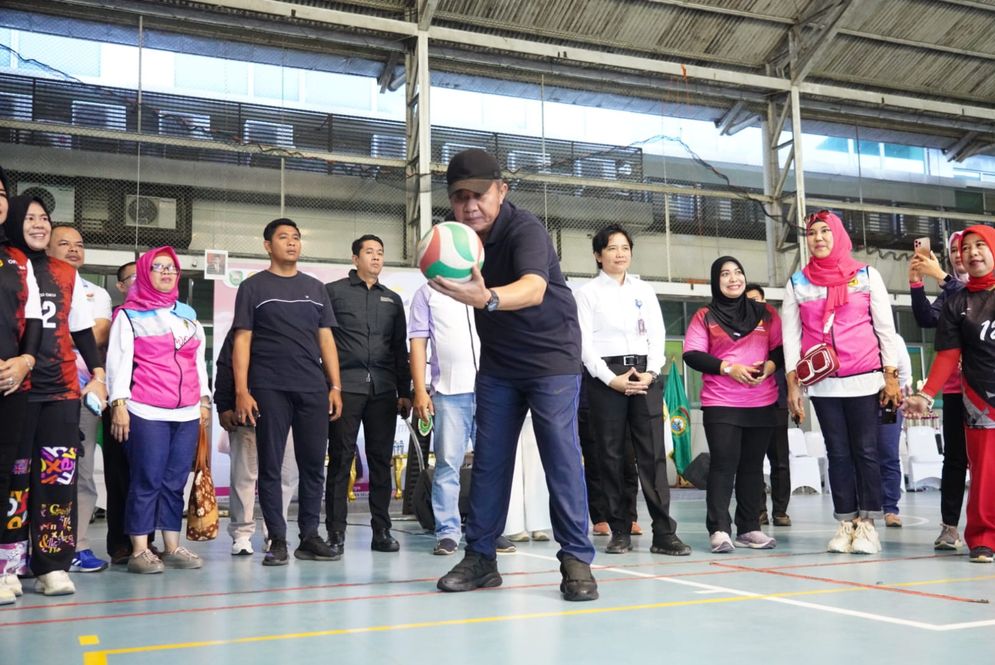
left=602, top=354, right=647, bottom=367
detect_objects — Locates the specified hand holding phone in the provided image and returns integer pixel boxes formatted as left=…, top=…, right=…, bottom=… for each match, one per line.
left=914, top=237, right=931, bottom=257
left=83, top=392, right=104, bottom=416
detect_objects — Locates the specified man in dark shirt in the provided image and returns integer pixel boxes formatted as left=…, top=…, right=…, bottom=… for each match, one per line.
left=232, top=218, right=343, bottom=567
left=429, top=149, right=598, bottom=602
left=324, top=235, right=412, bottom=556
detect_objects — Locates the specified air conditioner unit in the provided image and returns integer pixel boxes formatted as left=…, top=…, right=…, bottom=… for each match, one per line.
left=124, top=195, right=177, bottom=230
left=17, top=182, right=76, bottom=224
left=159, top=111, right=211, bottom=140
left=441, top=142, right=487, bottom=164
left=71, top=101, right=127, bottom=131
left=573, top=157, right=618, bottom=180
left=0, top=92, right=32, bottom=120
left=371, top=134, right=405, bottom=159
left=507, top=150, right=551, bottom=174
left=243, top=119, right=294, bottom=148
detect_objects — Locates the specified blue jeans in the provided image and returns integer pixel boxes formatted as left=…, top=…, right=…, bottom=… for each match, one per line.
left=432, top=392, right=476, bottom=542
left=877, top=409, right=903, bottom=515
left=124, top=414, right=200, bottom=535
left=466, top=373, right=594, bottom=564
left=811, top=395, right=883, bottom=520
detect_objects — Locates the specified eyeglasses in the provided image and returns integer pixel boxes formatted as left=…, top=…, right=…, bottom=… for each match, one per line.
left=119, top=274, right=137, bottom=284
left=150, top=263, right=179, bottom=274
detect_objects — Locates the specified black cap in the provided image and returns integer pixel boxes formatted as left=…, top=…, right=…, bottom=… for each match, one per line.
left=446, top=149, right=502, bottom=196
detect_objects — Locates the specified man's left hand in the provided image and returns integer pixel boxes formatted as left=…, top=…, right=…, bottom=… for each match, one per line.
left=328, top=389, right=343, bottom=422
left=428, top=265, right=490, bottom=308
left=397, top=397, right=412, bottom=419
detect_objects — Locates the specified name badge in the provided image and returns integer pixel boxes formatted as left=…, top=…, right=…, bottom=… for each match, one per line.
left=380, top=296, right=394, bottom=303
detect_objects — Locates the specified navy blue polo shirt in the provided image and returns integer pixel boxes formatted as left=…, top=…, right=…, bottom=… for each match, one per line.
left=474, top=201, right=582, bottom=378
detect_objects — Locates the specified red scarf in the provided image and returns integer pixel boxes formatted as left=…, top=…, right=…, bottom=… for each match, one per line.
left=959, top=225, right=995, bottom=293
left=801, top=210, right=866, bottom=320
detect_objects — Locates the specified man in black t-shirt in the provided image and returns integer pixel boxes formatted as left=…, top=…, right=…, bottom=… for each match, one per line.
left=324, top=234, right=411, bottom=556
left=429, top=150, right=598, bottom=602
left=232, top=218, right=343, bottom=567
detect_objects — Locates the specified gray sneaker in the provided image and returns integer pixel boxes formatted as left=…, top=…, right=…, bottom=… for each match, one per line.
left=934, top=524, right=963, bottom=551
left=735, top=531, right=777, bottom=549
left=127, top=549, right=165, bottom=574
left=161, top=546, right=203, bottom=569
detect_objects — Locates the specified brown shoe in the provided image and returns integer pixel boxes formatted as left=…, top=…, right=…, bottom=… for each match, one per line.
left=630, top=522, right=643, bottom=536
left=592, top=522, right=610, bottom=537
left=884, top=513, right=902, bottom=528
left=772, top=514, right=792, bottom=527
left=759, top=510, right=769, bottom=525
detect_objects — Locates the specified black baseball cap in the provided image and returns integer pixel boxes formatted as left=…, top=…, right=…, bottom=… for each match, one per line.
left=446, top=149, right=502, bottom=196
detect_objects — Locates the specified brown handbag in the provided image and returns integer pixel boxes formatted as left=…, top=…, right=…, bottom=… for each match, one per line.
left=186, top=423, right=219, bottom=541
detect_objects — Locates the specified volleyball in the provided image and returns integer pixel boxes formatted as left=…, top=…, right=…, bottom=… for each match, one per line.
left=416, top=222, right=484, bottom=282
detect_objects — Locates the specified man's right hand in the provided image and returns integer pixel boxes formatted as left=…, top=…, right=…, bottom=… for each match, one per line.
left=413, top=388, right=434, bottom=422
left=219, top=410, right=240, bottom=432
left=235, top=391, right=260, bottom=427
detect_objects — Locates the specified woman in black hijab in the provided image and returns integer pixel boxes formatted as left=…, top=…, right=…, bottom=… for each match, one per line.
left=683, top=257, right=784, bottom=553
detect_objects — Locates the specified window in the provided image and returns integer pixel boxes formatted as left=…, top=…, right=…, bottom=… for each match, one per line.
left=883, top=143, right=925, bottom=161
left=174, top=54, right=248, bottom=95
left=0, top=29, right=10, bottom=68
left=857, top=140, right=880, bottom=157
left=660, top=299, right=686, bottom=335
left=19, top=32, right=101, bottom=77
left=253, top=64, right=299, bottom=101
left=304, top=71, right=371, bottom=110
left=818, top=136, right=850, bottom=153
left=954, top=190, right=984, bottom=213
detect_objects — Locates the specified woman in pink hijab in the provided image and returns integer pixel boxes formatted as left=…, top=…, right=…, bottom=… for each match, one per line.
left=106, top=247, right=211, bottom=575
left=909, top=232, right=969, bottom=551
left=781, top=210, right=902, bottom=555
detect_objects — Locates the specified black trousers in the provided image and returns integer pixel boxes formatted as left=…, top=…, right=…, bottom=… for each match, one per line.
left=704, top=420, right=773, bottom=536
left=940, top=393, right=968, bottom=527
left=583, top=372, right=676, bottom=543
left=578, top=405, right=638, bottom=523
left=101, top=407, right=137, bottom=557
left=326, top=390, right=397, bottom=534
left=764, top=409, right=791, bottom=517
left=254, top=389, right=330, bottom=542
left=1, top=400, right=80, bottom=576
left=0, top=391, right=28, bottom=536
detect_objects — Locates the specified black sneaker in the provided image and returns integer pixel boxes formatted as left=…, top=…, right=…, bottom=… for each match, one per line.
left=969, top=546, right=994, bottom=563
left=326, top=530, right=345, bottom=558
left=263, top=538, right=289, bottom=566
left=559, top=554, right=598, bottom=602
left=437, top=551, right=502, bottom=592
left=295, top=534, right=340, bottom=561
left=433, top=538, right=458, bottom=556
left=605, top=534, right=632, bottom=554
left=650, top=534, right=692, bottom=556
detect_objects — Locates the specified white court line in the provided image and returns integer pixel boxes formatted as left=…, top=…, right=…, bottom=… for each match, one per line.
left=515, top=551, right=995, bottom=632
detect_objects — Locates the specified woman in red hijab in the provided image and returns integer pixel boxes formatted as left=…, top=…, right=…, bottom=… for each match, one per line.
left=906, top=225, right=995, bottom=563
left=781, top=210, right=902, bottom=555
left=106, top=247, right=211, bottom=574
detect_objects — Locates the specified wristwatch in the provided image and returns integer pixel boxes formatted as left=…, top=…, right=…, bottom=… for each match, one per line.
left=648, top=371, right=659, bottom=382
left=111, top=398, right=127, bottom=408
left=722, top=364, right=732, bottom=375
left=485, top=289, right=500, bottom=312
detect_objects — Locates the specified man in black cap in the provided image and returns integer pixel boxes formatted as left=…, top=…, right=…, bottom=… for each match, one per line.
left=429, top=149, right=598, bottom=602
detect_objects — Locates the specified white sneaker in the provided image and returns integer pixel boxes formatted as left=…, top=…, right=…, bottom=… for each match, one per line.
left=34, top=570, right=76, bottom=596
left=0, top=573, right=23, bottom=597
left=710, top=531, right=735, bottom=553
left=0, top=585, right=14, bottom=605
left=828, top=521, right=855, bottom=553
left=231, top=539, right=254, bottom=556
left=851, top=521, right=881, bottom=555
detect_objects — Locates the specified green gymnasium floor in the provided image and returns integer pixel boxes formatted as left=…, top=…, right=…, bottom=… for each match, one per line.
left=3, top=490, right=994, bottom=665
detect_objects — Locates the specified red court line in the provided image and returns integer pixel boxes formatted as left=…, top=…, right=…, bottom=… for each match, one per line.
left=710, top=561, right=989, bottom=604
left=763, top=553, right=960, bottom=571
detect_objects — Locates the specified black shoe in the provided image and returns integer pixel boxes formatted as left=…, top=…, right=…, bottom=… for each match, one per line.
left=495, top=536, right=517, bottom=554
left=759, top=510, right=769, bottom=525
left=605, top=534, right=632, bottom=554
left=433, top=538, right=459, bottom=556
left=263, top=538, right=289, bottom=566
left=772, top=513, right=792, bottom=527
left=969, top=546, right=994, bottom=563
left=326, top=531, right=345, bottom=558
left=371, top=528, right=400, bottom=552
left=559, top=555, right=598, bottom=602
left=295, top=534, right=340, bottom=561
left=437, top=551, right=502, bottom=592
left=650, top=534, right=692, bottom=556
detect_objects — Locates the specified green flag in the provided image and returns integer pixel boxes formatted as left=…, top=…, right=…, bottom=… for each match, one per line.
left=664, top=360, right=693, bottom=476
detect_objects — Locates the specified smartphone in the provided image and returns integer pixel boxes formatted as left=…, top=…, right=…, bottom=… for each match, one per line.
left=914, top=237, right=931, bottom=256
left=880, top=404, right=897, bottom=425
left=83, top=392, right=104, bottom=416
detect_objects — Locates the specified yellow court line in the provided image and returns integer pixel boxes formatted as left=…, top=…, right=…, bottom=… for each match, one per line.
left=78, top=635, right=100, bottom=646
left=82, top=587, right=854, bottom=665
left=81, top=574, right=995, bottom=664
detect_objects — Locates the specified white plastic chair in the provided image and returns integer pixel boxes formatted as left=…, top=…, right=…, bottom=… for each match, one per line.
left=907, top=426, right=943, bottom=491
left=804, top=430, right=830, bottom=494
left=787, top=427, right=821, bottom=494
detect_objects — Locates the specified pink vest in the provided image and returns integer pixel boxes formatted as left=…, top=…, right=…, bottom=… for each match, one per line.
left=123, top=303, right=201, bottom=409
left=790, top=267, right=883, bottom=378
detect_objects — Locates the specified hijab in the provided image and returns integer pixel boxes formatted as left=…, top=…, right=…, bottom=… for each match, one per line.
left=121, top=245, right=181, bottom=312
left=948, top=230, right=969, bottom=283
left=708, top=256, right=766, bottom=338
left=5, top=194, right=50, bottom=261
left=801, top=210, right=866, bottom=319
left=958, top=225, right=995, bottom=293
left=0, top=165, right=9, bottom=244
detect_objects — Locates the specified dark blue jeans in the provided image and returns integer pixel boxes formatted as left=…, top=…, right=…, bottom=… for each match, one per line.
left=811, top=394, right=883, bottom=520
left=466, top=373, right=595, bottom=564
left=124, top=414, right=199, bottom=535
left=877, top=409, right=903, bottom=515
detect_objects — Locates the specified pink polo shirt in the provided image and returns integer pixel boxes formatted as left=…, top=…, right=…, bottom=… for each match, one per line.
left=683, top=303, right=782, bottom=408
